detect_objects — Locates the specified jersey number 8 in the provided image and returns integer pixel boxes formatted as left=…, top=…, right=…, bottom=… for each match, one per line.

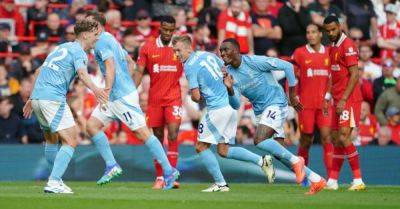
left=199, top=55, right=222, bottom=80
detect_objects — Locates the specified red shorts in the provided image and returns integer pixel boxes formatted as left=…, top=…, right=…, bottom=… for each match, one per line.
left=147, top=105, right=182, bottom=127
left=299, top=107, right=333, bottom=134
left=332, top=101, right=361, bottom=130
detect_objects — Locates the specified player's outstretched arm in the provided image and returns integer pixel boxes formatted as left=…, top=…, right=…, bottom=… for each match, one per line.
left=133, top=65, right=145, bottom=88
left=104, top=58, right=115, bottom=96
left=77, top=68, right=108, bottom=104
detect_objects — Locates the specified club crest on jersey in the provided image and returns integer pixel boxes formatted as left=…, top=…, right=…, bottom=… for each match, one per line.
left=305, top=60, right=312, bottom=64
left=173, top=54, right=177, bottom=61
left=324, top=58, right=329, bottom=66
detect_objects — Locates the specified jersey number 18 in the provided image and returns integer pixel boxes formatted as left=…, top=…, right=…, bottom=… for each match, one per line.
left=199, top=55, right=222, bottom=80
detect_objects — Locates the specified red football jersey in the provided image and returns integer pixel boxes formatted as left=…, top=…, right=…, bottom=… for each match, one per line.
left=137, top=37, right=183, bottom=106
left=378, top=21, right=400, bottom=58
left=292, top=44, right=331, bottom=109
left=358, top=114, right=378, bottom=145
left=329, top=33, right=363, bottom=103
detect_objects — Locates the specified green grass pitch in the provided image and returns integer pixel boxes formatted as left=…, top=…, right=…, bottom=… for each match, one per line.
left=0, top=182, right=399, bottom=209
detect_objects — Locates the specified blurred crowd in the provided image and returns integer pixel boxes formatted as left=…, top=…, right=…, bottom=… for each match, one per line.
left=0, top=0, right=399, bottom=146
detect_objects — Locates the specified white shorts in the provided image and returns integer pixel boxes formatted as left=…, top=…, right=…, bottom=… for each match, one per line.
left=31, top=100, right=75, bottom=133
left=255, top=105, right=288, bottom=139
left=91, top=91, right=146, bottom=131
left=198, top=106, right=237, bottom=145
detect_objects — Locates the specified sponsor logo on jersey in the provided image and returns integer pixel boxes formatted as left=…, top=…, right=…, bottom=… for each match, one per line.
left=152, top=54, right=160, bottom=58
left=153, top=64, right=178, bottom=73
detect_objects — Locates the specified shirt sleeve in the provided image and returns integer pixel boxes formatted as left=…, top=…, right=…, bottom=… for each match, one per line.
left=73, top=50, right=88, bottom=72
left=255, top=56, right=297, bottom=86
left=229, top=86, right=241, bottom=110
left=185, top=67, right=199, bottom=89
left=96, top=42, right=113, bottom=62
left=343, top=41, right=358, bottom=68
left=137, top=44, right=148, bottom=67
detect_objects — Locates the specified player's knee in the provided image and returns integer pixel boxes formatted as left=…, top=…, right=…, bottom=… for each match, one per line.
left=167, top=131, right=178, bottom=141
left=86, top=119, right=100, bottom=137
left=195, top=142, right=209, bottom=153
left=217, top=149, right=228, bottom=158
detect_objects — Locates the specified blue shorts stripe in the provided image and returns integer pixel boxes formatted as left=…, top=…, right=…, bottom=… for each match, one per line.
left=50, top=102, right=65, bottom=133
left=205, top=113, right=222, bottom=141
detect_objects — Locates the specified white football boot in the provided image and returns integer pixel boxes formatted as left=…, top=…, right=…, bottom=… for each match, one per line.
left=44, top=180, right=73, bottom=194
left=201, top=184, right=230, bottom=192
left=325, top=179, right=339, bottom=190
left=261, top=155, right=275, bottom=183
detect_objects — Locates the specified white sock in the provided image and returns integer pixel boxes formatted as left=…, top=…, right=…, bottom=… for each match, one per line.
left=308, top=171, right=322, bottom=183
left=353, top=178, right=363, bottom=185
left=327, top=178, right=338, bottom=185
left=257, top=157, right=263, bottom=167
left=289, top=155, right=300, bottom=164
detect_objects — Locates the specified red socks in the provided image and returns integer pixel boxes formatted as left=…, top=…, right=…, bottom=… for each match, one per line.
left=323, top=143, right=334, bottom=178
left=167, top=139, right=179, bottom=168
left=154, top=160, right=163, bottom=177
left=297, top=146, right=309, bottom=166
left=344, top=144, right=362, bottom=179
left=330, top=147, right=345, bottom=180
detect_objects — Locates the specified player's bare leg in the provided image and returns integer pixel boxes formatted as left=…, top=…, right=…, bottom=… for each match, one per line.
left=196, top=142, right=229, bottom=192
left=152, top=126, right=166, bottom=189
left=217, top=143, right=275, bottom=183
left=320, top=127, right=333, bottom=179
left=167, top=122, right=180, bottom=188
left=44, top=126, right=78, bottom=194
left=338, top=127, right=365, bottom=191
left=87, top=117, right=122, bottom=185
left=135, top=126, right=179, bottom=190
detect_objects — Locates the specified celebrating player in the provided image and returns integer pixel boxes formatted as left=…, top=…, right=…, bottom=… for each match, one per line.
left=292, top=23, right=334, bottom=183
left=22, top=20, right=108, bottom=193
left=221, top=38, right=326, bottom=195
left=172, top=35, right=275, bottom=192
left=135, top=16, right=183, bottom=189
left=323, top=15, right=365, bottom=191
left=85, top=12, right=179, bottom=189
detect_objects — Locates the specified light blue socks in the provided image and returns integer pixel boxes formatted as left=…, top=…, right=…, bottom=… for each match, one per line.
left=49, top=145, right=74, bottom=181
left=256, top=139, right=298, bottom=164
left=227, top=147, right=262, bottom=166
left=44, top=143, right=58, bottom=170
left=145, top=135, right=173, bottom=175
left=199, top=149, right=226, bottom=185
left=92, top=131, right=117, bottom=167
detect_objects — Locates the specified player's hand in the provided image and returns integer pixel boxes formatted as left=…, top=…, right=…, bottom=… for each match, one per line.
left=336, top=99, right=346, bottom=115
left=23, top=99, right=33, bottom=119
left=223, top=72, right=234, bottom=89
left=322, top=100, right=330, bottom=116
left=290, top=95, right=303, bottom=112
left=94, top=88, right=108, bottom=105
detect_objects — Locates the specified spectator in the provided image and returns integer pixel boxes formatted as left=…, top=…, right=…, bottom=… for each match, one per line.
left=132, top=10, right=158, bottom=42
left=393, top=48, right=400, bottom=78
left=349, top=27, right=364, bottom=49
left=377, top=3, right=400, bottom=59
left=172, top=7, right=191, bottom=35
left=9, top=43, right=41, bottom=81
left=308, top=0, right=347, bottom=29
left=31, top=31, right=51, bottom=62
left=0, top=0, right=25, bottom=36
left=251, top=0, right=282, bottom=55
left=61, top=24, right=76, bottom=43
left=375, top=79, right=400, bottom=126
left=358, top=62, right=375, bottom=108
left=236, top=125, right=253, bottom=145
left=278, top=0, right=311, bottom=56
left=355, top=101, right=379, bottom=146
left=0, top=64, right=19, bottom=97
left=198, top=0, right=227, bottom=39
left=371, top=0, right=399, bottom=26
left=265, top=0, right=283, bottom=18
left=0, top=96, right=27, bottom=144
left=0, top=23, right=17, bottom=56
left=40, top=13, right=64, bottom=38
left=27, top=0, right=49, bottom=34
left=192, top=23, right=216, bottom=52
left=343, top=0, right=378, bottom=43
left=122, top=30, right=141, bottom=57
left=217, top=0, right=254, bottom=54
left=151, top=0, right=176, bottom=20
left=105, top=9, right=125, bottom=42
left=10, top=78, right=43, bottom=143
left=359, top=43, right=382, bottom=80
left=112, top=0, right=150, bottom=21
left=385, top=106, right=400, bottom=145
left=373, top=58, right=397, bottom=102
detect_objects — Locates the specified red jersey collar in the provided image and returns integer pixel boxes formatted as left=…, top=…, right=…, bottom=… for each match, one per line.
left=306, top=44, right=325, bottom=54
left=333, top=32, right=346, bottom=47
left=156, top=36, right=172, bottom=47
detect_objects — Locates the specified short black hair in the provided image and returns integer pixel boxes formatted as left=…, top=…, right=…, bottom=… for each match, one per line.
left=160, top=15, right=176, bottom=25
left=323, top=15, right=340, bottom=25
left=86, top=11, right=107, bottom=27
left=222, top=38, right=240, bottom=51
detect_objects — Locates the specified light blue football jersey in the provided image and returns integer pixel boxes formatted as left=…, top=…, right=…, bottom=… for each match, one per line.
left=94, top=32, right=136, bottom=101
left=184, top=51, right=229, bottom=110
left=227, top=55, right=296, bottom=115
left=31, top=41, right=88, bottom=102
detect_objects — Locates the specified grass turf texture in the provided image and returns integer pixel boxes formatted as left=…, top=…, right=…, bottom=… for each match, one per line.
left=0, top=182, right=399, bottom=209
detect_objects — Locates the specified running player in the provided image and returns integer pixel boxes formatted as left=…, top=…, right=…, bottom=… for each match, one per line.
left=22, top=20, right=107, bottom=193
left=323, top=15, right=365, bottom=191
left=135, top=16, right=183, bottom=189
left=221, top=38, right=326, bottom=195
left=85, top=11, right=180, bottom=189
left=292, top=23, right=333, bottom=182
left=172, top=35, right=275, bottom=192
